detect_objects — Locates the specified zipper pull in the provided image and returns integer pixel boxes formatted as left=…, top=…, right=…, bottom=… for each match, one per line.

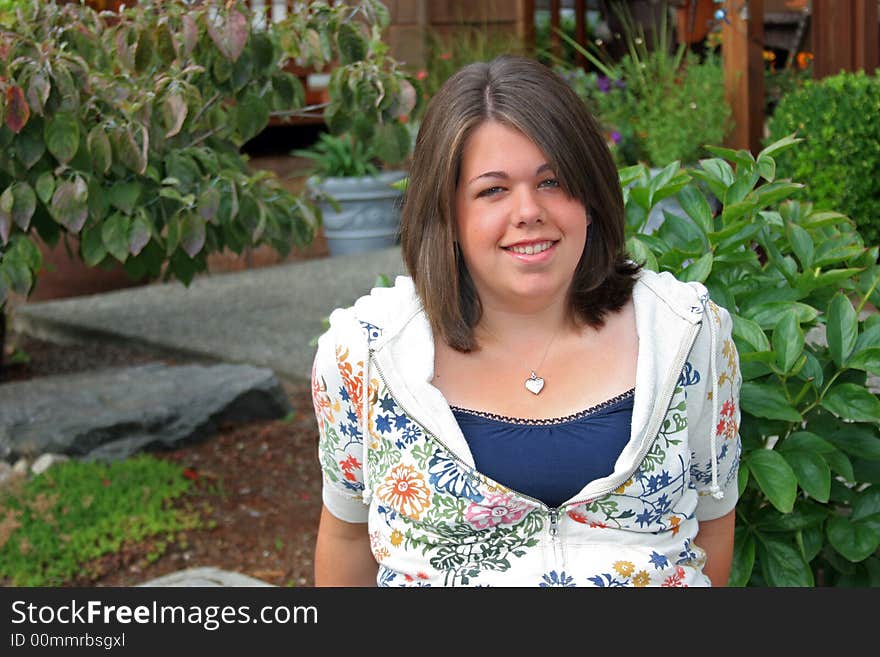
left=548, top=508, right=559, bottom=542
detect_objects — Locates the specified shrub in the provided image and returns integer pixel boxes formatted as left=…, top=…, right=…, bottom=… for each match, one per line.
left=625, top=136, right=880, bottom=586
left=0, top=455, right=202, bottom=586
left=766, top=70, right=880, bottom=247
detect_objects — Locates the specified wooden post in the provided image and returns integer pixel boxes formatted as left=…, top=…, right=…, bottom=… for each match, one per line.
left=520, top=0, right=536, bottom=52
left=812, top=0, right=879, bottom=78
left=722, top=0, right=764, bottom=154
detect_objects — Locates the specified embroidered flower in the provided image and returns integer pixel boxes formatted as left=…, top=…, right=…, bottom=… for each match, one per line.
left=668, top=515, right=682, bottom=536
left=376, top=464, right=432, bottom=520
left=464, top=493, right=531, bottom=530
left=613, top=561, right=635, bottom=577
left=390, top=530, right=404, bottom=547
left=568, top=509, right=588, bottom=524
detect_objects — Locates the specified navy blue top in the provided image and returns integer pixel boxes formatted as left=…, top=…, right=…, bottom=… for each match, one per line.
left=450, top=388, right=635, bottom=509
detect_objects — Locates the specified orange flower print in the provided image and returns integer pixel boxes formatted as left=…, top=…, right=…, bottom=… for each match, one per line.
left=376, top=464, right=431, bottom=520
left=662, top=565, right=688, bottom=587
left=339, top=455, right=361, bottom=482
left=390, top=530, right=404, bottom=547
left=613, top=561, right=635, bottom=577
left=668, top=515, right=681, bottom=536
left=632, top=571, right=650, bottom=587
left=715, top=417, right=727, bottom=437
left=311, top=368, right=336, bottom=423
left=568, top=510, right=589, bottom=524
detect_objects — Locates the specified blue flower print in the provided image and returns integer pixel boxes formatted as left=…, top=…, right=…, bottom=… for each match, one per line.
left=427, top=453, right=484, bottom=502
left=588, top=573, right=627, bottom=587
left=375, top=414, right=393, bottom=435
left=359, top=320, right=382, bottom=344
left=649, top=551, right=669, bottom=570
left=678, top=362, right=701, bottom=389
left=540, top=571, right=576, bottom=587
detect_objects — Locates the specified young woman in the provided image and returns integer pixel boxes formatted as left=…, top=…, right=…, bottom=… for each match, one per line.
left=311, top=55, right=741, bottom=587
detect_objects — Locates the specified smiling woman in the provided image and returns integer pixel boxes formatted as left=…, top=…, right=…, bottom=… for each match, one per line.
left=310, top=55, right=742, bottom=588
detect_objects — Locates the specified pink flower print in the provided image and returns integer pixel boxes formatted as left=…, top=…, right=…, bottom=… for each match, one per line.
left=464, top=493, right=531, bottom=530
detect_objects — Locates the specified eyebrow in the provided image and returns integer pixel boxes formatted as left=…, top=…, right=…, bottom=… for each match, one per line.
left=466, top=163, right=554, bottom=186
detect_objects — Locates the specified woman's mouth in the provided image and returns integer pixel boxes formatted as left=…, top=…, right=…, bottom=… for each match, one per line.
left=504, top=240, right=557, bottom=255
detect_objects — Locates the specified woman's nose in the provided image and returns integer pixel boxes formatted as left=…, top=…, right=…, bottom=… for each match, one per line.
left=514, top=186, right=543, bottom=225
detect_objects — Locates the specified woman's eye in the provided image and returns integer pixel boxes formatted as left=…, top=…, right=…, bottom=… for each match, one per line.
left=539, top=178, right=560, bottom=188
left=477, top=186, right=504, bottom=198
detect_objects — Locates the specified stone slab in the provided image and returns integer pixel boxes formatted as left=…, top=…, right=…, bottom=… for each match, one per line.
left=137, top=567, right=275, bottom=587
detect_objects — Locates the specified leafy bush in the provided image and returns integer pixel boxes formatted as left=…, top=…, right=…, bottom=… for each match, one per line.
left=0, top=455, right=203, bottom=586
left=625, top=136, right=880, bottom=586
left=0, top=0, right=419, bottom=306
left=558, top=10, right=731, bottom=168
left=766, top=70, right=880, bottom=248
left=292, top=132, right=380, bottom=179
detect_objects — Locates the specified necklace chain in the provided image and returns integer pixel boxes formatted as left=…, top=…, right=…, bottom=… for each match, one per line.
left=524, top=327, right=561, bottom=396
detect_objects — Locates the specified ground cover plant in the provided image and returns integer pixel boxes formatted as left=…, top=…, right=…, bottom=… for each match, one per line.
left=0, top=454, right=205, bottom=586
left=625, top=135, right=880, bottom=585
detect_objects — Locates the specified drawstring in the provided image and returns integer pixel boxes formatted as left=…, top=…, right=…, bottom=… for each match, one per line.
left=702, top=294, right=724, bottom=500
left=362, top=344, right=373, bottom=504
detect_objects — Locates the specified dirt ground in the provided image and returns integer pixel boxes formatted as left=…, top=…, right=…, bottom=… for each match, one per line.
left=2, top=332, right=323, bottom=588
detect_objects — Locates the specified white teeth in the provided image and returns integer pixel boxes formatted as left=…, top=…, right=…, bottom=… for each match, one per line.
left=508, top=241, right=553, bottom=255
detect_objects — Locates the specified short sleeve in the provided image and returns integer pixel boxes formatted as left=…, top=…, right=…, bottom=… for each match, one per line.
left=688, top=299, right=742, bottom=521
left=311, top=316, right=370, bottom=523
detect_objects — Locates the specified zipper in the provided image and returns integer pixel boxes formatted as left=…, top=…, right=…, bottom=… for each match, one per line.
left=564, top=321, right=702, bottom=507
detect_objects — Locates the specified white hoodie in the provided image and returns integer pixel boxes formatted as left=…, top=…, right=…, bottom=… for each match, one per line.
left=311, top=268, right=741, bottom=587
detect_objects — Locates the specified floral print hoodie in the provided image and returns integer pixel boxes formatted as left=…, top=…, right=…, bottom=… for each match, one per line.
left=311, top=269, right=741, bottom=587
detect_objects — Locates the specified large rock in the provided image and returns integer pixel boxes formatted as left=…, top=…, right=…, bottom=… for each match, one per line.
left=0, top=362, right=292, bottom=462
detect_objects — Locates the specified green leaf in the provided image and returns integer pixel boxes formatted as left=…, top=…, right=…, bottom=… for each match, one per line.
left=772, top=310, right=804, bottom=373
left=625, top=236, right=658, bottom=271
left=675, top=185, right=713, bottom=235
left=743, top=301, right=819, bottom=330
left=747, top=449, right=798, bottom=513
left=853, top=489, right=880, bottom=522
left=162, top=93, right=188, bottom=139
left=728, top=528, right=755, bottom=587
left=787, top=223, right=814, bottom=270
left=756, top=153, right=776, bottom=181
left=179, top=212, right=206, bottom=258
left=741, top=381, right=803, bottom=422
left=35, top=171, right=55, bottom=205
left=5, top=84, right=30, bottom=134
left=80, top=224, right=107, bottom=266
left=236, top=93, right=269, bottom=143
left=102, top=212, right=131, bottom=263
left=677, top=252, right=713, bottom=283
left=848, top=347, right=880, bottom=375
left=108, top=182, right=142, bottom=215
left=826, top=293, right=858, bottom=367
left=756, top=534, right=814, bottom=586
left=87, top=125, right=112, bottom=174
left=827, top=424, right=880, bottom=460
left=336, top=21, right=367, bottom=65
left=197, top=187, right=221, bottom=223
left=50, top=176, right=88, bottom=233
left=7, top=183, right=36, bottom=232
left=129, top=212, right=152, bottom=256
left=759, top=133, right=803, bottom=159
left=732, top=314, right=770, bottom=352
left=782, top=431, right=854, bottom=482
left=44, top=113, right=80, bottom=165
left=781, top=449, right=831, bottom=502
left=822, top=384, right=880, bottom=423
left=827, top=515, right=880, bottom=563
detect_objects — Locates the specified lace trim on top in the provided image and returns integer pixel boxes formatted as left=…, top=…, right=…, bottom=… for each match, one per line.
left=449, top=387, right=635, bottom=426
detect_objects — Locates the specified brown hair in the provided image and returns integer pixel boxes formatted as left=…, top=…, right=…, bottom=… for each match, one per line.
left=399, top=55, right=640, bottom=352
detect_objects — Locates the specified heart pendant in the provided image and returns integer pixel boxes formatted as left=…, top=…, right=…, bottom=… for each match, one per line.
left=524, top=373, right=545, bottom=395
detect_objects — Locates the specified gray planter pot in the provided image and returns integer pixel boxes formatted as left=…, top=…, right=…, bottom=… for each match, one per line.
left=310, top=170, right=406, bottom=256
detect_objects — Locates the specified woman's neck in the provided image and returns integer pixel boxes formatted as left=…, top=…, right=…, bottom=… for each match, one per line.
left=474, top=297, right=578, bottom=351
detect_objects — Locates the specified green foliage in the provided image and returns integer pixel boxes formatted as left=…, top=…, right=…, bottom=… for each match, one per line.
left=557, top=7, right=731, bottom=168
left=417, top=23, right=527, bottom=101
left=0, top=0, right=418, bottom=305
left=625, top=135, right=880, bottom=586
left=292, top=132, right=380, bottom=179
left=0, top=455, right=202, bottom=586
left=766, top=70, right=880, bottom=247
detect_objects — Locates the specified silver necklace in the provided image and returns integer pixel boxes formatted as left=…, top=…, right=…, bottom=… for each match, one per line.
left=524, top=329, right=560, bottom=395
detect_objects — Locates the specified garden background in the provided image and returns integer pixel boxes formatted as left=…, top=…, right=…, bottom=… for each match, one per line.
left=1, top=0, right=879, bottom=588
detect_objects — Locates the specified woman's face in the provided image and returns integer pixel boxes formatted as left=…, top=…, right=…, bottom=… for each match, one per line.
left=454, top=120, right=589, bottom=314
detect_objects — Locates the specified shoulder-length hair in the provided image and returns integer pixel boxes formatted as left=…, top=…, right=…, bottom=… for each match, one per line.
left=399, top=55, right=640, bottom=352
